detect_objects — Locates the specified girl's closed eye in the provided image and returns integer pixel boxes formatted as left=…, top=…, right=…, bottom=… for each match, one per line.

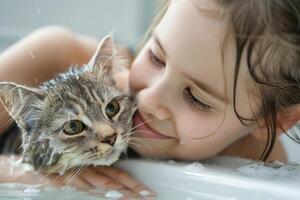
left=148, top=47, right=212, bottom=112
left=148, top=49, right=165, bottom=68
left=183, top=88, right=212, bottom=112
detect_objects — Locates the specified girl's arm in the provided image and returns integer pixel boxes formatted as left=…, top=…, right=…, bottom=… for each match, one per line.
left=0, top=155, right=148, bottom=197
left=0, top=26, right=97, bottom=134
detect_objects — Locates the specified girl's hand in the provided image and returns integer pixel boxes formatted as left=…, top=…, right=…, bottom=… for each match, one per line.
left=43, top=165, right=153, bottom=197
left=0, top=156, right=153, bottom=198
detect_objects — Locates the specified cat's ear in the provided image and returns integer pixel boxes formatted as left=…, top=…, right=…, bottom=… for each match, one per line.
left=89, top=35, right=132, bottom=92
left=0, top=82, right=44, bottom=123
left=89, top=35, right=115, bottom=72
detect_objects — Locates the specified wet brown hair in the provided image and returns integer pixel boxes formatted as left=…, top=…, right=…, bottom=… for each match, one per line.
left=140, top=0, right=300, bottom=161
left=219, top=0, right=300, bottom=161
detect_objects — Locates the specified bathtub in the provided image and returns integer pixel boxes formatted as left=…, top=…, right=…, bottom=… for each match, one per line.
left=117, top=157, right=300, bottom=200
left=1, top=156, right=299, bottom=200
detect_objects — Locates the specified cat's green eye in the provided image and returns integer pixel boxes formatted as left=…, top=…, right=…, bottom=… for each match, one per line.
left=105, top=99, right=120, bottom=119
left=63, top=120, right=85, bottom=135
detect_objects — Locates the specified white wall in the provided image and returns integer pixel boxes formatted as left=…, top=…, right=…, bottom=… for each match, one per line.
left=280, top=127, right=300, bottom=162
left=0, top=0, right=158, bottom=51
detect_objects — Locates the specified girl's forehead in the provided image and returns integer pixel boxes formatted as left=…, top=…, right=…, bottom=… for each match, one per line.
left=158, top=1, right=225, bottom=51
left=157, top=0, right=227, bottom=62
left=190, top=0, right=222, bottom=14
left=156, top=0, right=229, bottom=95
left=155, top=0, right=260, bottom=112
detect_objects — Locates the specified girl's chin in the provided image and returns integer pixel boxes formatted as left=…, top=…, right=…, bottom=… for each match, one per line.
left=131, top=145, right=171, bottom=159
left=129, top=136, right=178, bottom=160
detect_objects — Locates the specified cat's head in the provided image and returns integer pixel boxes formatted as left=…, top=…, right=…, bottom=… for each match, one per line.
left=0, top=36, right=137, bottom=173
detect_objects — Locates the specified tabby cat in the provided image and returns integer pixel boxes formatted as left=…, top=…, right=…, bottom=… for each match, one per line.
left=0, top=36, right=136, bottom=174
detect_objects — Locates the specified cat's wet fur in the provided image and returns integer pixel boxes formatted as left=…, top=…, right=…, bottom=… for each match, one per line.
left=0, top=36, right=137, bottom=174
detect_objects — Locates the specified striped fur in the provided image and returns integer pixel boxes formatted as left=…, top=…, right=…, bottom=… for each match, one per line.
left=0, top=36, right=136, bottom=173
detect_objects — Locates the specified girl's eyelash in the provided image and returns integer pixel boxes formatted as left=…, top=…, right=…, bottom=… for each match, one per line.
left=183, top=88, right=211, bottom=111
left=148, top=49, right=165, bottom=67
left=148, top=49, right=210, bottom=112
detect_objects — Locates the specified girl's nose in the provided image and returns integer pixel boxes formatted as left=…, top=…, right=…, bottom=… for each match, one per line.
left=138, top=81, right=171, bottom=121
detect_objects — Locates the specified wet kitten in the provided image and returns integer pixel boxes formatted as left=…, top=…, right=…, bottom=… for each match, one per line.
left=0, top=36, right=136, bottom=173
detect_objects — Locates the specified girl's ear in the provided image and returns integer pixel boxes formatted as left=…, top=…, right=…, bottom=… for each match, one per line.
left=251, top=105, right=300, bottom=141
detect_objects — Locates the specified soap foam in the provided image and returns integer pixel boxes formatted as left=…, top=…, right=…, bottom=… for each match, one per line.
left=238, top=161, right=300, bottom=180
left=104, top=190, right=123, bottom=199
left=184, top=162, right=206, bottom=172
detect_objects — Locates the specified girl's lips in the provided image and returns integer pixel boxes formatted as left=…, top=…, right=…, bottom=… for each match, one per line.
left=133, top=112, right=172, bottom=139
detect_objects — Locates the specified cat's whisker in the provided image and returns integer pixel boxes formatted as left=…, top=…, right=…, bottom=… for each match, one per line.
left=66, top=167, right=83, bottom=187
left=128, top=137, right=148, bottom=146
left=43, top=162, right=65, bottom=176
left=59, top=152, right=83, bottom=168
left=16, top=144, right=22, bottom=153
left=129, top=130, right=158, bottom=142
left=121, top=130, right=145, bottom=141
left=128, top=140, right=153, bottom=153
left=63, top=146, right=78, bottom=153
left=122, top=129, right=150, bottom=139
left=39, top=163, right=67, bottom=187
left=42, top=154, right=86, bottom=187
left=40, top=174, right=59, bottom=188
left=40, top=151, right=83, bottom=184
left=128, top=118, right=159, bottom=132
left=126, top=143, right=143, bottom=152
left=86, top=153, right=97, bottom=160
left=54, top=142, right=77, bottom=153
left=129, top=130, right=168, bottom=153
left=3, top=117, right=14, bottom=127
left=38, top=156, right=49, bottom=171
left=123, top=129, right=141, bottom=135
left=129, top=129, right=168, bottom=141
left=120, top=120, right=159, bottom=141
left=67, top=160, right=90, bottom=187
left=121, top=131, right=138, bottom=141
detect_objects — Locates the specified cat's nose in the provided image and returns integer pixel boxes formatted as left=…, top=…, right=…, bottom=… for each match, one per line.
left=94, top=124, right=117, bottom=145
left=101, top=133, right=117, bottom=145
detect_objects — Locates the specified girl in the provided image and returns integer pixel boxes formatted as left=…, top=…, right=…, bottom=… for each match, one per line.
left=0, top=0, right=299, bottom=196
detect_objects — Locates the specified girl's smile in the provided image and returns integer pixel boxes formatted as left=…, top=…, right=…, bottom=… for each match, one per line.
left=133, top=112, right=174, bottom=139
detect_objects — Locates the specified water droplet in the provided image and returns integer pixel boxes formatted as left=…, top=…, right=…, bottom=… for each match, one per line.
left=139, top=190, right=150, bottom=196
left=184, top=162, right=206, bottom=172
left=167, top=160, right=176, bottom=164
left=105, top=190, right=123, bottom=199
left=30, top=51, right=35, bottom=59
left=24, top=187, right=40, bottom=196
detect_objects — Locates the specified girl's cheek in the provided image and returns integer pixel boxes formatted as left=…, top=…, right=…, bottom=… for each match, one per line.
left=129, top=58, right=144, bottom=92
left=129, top=51, right=151, bottom=92
left=130, top=40, right=155, bottom=92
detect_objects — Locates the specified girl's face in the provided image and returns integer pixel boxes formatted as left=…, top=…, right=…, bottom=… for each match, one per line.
left=129, top=0, right=260, bottom=160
